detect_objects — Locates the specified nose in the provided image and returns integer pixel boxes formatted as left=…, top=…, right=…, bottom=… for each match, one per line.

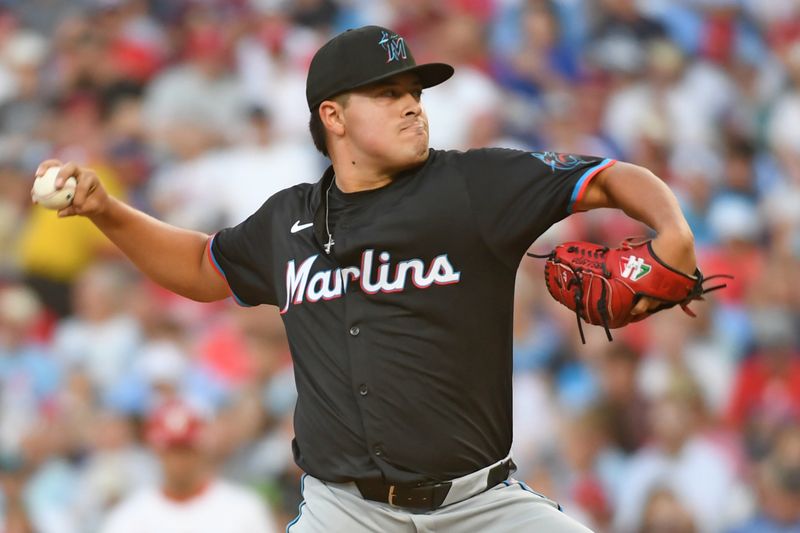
left=402, top=91, right=422, bottom=117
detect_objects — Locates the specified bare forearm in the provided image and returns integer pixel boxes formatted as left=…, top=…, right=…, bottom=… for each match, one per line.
left=577, top=161, right=696, bottom=273
left=89, top=197, right=226, bottom=301
left=34, top=160, right=231, bottom=302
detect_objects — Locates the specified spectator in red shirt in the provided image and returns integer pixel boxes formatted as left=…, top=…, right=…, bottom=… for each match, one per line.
left=727, top=309, right=800, bottom=457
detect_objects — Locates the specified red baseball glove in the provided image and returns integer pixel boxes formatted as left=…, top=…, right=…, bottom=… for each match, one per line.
left=528, top=239, right=730, bottom=343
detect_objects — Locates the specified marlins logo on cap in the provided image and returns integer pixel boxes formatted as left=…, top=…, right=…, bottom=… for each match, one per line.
left=378, top=31, right=407, bottom=63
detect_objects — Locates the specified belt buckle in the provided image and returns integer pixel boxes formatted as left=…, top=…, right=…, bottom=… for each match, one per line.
left=387, top=481, right=449, bottom=510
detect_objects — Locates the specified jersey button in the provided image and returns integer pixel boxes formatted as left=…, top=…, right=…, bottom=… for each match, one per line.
left=373, top=445, right=383, bottom=457
left=359, top=384, right=368, bottom=396
left=349, top=326, right=360, bottom=336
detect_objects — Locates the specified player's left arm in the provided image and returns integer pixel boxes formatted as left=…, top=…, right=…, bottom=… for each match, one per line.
left=573, top=160, right=696, bottom=315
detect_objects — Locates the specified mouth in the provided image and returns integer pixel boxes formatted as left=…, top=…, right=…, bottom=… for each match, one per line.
left=401, top=121, right=427, bottom=133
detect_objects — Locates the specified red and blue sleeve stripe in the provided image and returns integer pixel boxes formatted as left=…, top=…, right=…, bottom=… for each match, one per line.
left=206, top=235, right=252, bottom=307
left=566, top=158, right=616, bottom=214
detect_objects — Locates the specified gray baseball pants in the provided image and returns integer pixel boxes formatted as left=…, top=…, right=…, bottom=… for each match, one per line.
left=286, top=474, right=594, bottom=532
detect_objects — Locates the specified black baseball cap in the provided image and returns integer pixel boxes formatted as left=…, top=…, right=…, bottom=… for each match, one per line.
left=306, top=25, right=454, bottom=111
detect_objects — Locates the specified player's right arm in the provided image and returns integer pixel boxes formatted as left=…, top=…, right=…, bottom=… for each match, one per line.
left=36, top=160, right=230, bottom=303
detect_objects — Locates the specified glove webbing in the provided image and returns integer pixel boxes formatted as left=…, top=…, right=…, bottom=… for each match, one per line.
left=529, top=246, right=614, bottom=344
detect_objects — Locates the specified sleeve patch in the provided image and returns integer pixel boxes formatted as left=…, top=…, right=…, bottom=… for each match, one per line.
left=531, top=151, right=594, bottom=171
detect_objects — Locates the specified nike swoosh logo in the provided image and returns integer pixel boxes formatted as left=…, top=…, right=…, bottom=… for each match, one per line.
left=291, top=221, right=314, bottom=234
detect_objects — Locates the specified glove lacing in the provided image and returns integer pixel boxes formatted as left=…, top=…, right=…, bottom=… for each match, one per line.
left=529, top=245, right=613, bottom=344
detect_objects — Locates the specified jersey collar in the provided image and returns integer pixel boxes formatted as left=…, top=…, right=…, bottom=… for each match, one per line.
left=309, top=151, right=436, bottom=253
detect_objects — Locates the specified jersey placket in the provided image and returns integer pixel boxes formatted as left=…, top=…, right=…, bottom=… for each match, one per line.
left=334, top=216, right=389, bottom=467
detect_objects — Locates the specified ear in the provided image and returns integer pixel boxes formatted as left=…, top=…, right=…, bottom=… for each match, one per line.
left=319, top=100, right=345, bottom=137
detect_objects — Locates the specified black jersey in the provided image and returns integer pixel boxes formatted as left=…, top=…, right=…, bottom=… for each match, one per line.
left=209, top=148, right=615, bottom=483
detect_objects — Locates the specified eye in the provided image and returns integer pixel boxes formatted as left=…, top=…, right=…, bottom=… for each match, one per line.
left=380, top=88, right=397, bottom=98
left=413, top=89, right=423, bottom=100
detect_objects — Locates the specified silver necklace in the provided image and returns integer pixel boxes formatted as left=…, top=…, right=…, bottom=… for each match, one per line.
left=324, top=176, right=335, bottom=254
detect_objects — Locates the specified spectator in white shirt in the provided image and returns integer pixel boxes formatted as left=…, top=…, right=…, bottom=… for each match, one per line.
left=99, top=399, right=277, bottom=533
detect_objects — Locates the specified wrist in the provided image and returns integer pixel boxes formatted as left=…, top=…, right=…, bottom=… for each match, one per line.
left=657, top=223, right=695, bottom=250
left=86, top=195, right=117, bottom=226
left=652, top=226, right=697, bottom=276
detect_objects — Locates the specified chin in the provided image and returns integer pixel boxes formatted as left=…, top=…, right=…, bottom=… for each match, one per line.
left=405, top=144, right=430, bottom=165
left=411, top=133, right=430, bottom=156
left=376, top=135, right=430, bottom=171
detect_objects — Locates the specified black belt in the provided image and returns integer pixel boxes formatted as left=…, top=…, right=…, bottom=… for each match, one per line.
left=354, top=458, right=516, bottom=511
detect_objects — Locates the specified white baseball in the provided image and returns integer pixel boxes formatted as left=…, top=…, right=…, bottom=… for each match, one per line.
left=31, top=166, right=77, bottom=210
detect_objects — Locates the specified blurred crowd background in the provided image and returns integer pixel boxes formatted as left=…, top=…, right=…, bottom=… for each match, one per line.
left=0, top=0, right=799, bottom=531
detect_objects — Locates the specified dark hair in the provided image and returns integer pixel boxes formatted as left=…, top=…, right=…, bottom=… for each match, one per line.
left=309, top=105, right=328, bottom=157
left=308, top=94, right=349, bottom=158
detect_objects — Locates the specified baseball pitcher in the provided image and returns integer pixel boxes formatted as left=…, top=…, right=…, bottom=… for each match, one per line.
left=35, top=25, right=711, bottom=533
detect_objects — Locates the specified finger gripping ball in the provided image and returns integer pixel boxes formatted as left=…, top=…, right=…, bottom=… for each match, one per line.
left=32, top=166, right=77, bottom=210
